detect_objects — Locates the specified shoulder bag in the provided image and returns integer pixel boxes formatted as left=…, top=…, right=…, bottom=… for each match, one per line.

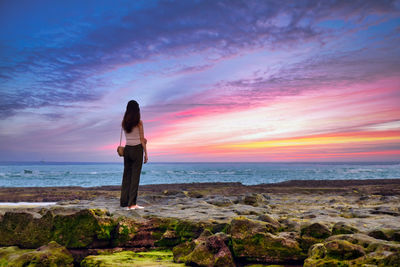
left=117, top=127, right=124, bottom=157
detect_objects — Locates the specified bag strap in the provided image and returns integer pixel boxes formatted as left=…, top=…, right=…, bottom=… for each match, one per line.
left=119, top=127, right=123, bottom=146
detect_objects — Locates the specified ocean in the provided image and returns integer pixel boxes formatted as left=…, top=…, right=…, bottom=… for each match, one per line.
left=0, top=162, right=399, bottom=187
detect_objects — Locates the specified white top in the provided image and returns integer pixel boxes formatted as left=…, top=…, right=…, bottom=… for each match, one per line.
left=125, top=126, right=141, bottom=145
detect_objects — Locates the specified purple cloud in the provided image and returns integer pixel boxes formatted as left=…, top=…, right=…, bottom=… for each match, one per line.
left=1, top=0, right=398, bottom=118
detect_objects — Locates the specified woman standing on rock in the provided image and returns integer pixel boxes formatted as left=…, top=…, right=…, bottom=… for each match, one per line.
left=120, top=100, right=148, bottom=210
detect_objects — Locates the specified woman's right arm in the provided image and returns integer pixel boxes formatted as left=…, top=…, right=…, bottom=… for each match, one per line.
left=138, top=121, right=148, bottom=163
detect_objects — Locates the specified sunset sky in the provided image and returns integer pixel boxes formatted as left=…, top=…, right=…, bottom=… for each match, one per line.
left=0, top=0, right=399, bottom=162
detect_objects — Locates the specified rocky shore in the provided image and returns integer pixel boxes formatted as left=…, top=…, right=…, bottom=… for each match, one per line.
left=0, top=179, right=399, bottom=266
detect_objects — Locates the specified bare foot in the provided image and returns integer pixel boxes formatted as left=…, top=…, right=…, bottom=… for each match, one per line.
left=128, top=205, right=144, bottom=210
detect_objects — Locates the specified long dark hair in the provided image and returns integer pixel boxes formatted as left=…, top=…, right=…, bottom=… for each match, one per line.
left=122, top=100, right=140, bottom=133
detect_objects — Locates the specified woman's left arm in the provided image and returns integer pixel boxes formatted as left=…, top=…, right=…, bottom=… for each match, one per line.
left=138, top=120, right=148, bottom=163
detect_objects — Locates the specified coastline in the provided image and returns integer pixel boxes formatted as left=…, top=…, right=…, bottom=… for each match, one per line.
left=1, top=178, right=399, bottom=266
left=0, top=178, right=399, bottom=202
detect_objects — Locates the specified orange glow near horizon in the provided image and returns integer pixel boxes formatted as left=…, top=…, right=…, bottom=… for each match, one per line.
left=219, top=131, right=400, bottom=150
left=141, top=78, right=400, bottom=161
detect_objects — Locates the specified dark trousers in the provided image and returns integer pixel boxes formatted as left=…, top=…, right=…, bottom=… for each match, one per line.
left=120, top=144, right=143, bottom=207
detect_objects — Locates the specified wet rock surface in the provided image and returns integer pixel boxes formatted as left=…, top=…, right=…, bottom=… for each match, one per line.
left=80, top=250, right=184, bottom=267
left=0, top=241, right=74, bottom=266
left=0, top=179, right=399, bottom=266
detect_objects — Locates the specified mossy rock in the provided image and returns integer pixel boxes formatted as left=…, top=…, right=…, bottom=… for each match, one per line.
left=368, top=229, right=390, bottom=241
left=279, top=218, right=300, bottom=232
left=324, top=240, right=365, bottom=260
left=243, top=193, right=266, bottom=207
left=0, top=241, right=73, bottom=267
left=0, top=246, right=34, bottom=266
left=172, top=232, right=235, bottom=267
left=301, top=223, right=332, bottom=239
left=368, top=228, right=400, bottom=242
left=0, top=209, right=118, bottom=249
left=81, top=250, right=185, bottom=267
left=391, top=230, right=400, bottom=242
left=229, top=216, right=278, bottom=238
left=0, top=211, right=53, bottom=248
left=174, top=219, right=204, bottom=241
left=232, top=232, right=305, bottom=263
left=361, top=250, right=400, bottom=266
left=304, top=240, right=365, bottom=267
left=326, top=233, right=400, bottom=254
left=183, top=241, right=216, bottom=266
left=304, top=235, right=400, bottom=267
left=112, top=218, right=139, bottom=247
left=173, top=240, right=196, bottom=262
left=52, top=209, right=117, bottom=248
left=257, top=214, right=281, bottom=229
left=209, top=222, right=230, bottom=234
left=230, top=217, right=305, bottom=263
left=153, top=217, right=206, bottom=247
left=113, top=216, right=206, bottom=249
left=298, top=235, right=322, bottom=252
left=332, top=222, right=358, bottom=235
left=155, top=230, right=181, bottom=247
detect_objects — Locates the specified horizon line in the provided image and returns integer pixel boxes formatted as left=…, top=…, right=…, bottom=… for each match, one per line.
left=1, top=160, right=399, bottom=164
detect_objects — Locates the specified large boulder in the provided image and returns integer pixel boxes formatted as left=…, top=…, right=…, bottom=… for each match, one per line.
left=299, top=222, right=332, bottom=251
left=230, top=217, right=305, bottom=263
left=0, top=211, right=53, bottom=248
left=52, top=209, right=116, bottom=248
left=0, top=209, right=117, bottom=248
left=304, top=240, right=365, bottom=266
left=173, top=230, right=235, bottom=267
left=113, top=216, right=206, bottom=248
left=0, top=241, right=74, bottom=266
left=304, top=234, right=400, bottom=266
left=0, top=208, right=209, bottom=251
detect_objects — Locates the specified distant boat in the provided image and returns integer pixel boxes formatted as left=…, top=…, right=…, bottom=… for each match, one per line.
left=24, top=170, right=33, bottom=174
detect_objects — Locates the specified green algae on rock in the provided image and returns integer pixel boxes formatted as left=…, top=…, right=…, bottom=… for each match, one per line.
left=0, top=209, right=118, bottom=249
left=81, top=250, right=185, bottom=267
left=324, top=240, right=366, bottom=260
left=155, top=229, right=181, bottom=247
left=304, top=234, right=400, bottom=266
left=52, top=209, right=117, bottom=248
left=301, top=223, right=332, bottom=239
left=0, top=246, right=33, bottom=266
left=173, top=231, right=235, bottom=267
left=230, top=217, right=305, bottom=263
left=230, top=216, right=278, bottom=237
left=299, top=222, right=332, bottom=252
left=257, top=214, right=281, bottom=230
left=368, top=228, right=400, bottom=242
left=0, top=207, right=209, bottom=251
left=112, top=217, right=139, bottom=247
left=325, top=233, right=400, bottom=254
left=331, top=222, right=359, bottom=236
left=0, top=241, right=73, bottom=267
left=0, top=211, right=53, bottom=248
